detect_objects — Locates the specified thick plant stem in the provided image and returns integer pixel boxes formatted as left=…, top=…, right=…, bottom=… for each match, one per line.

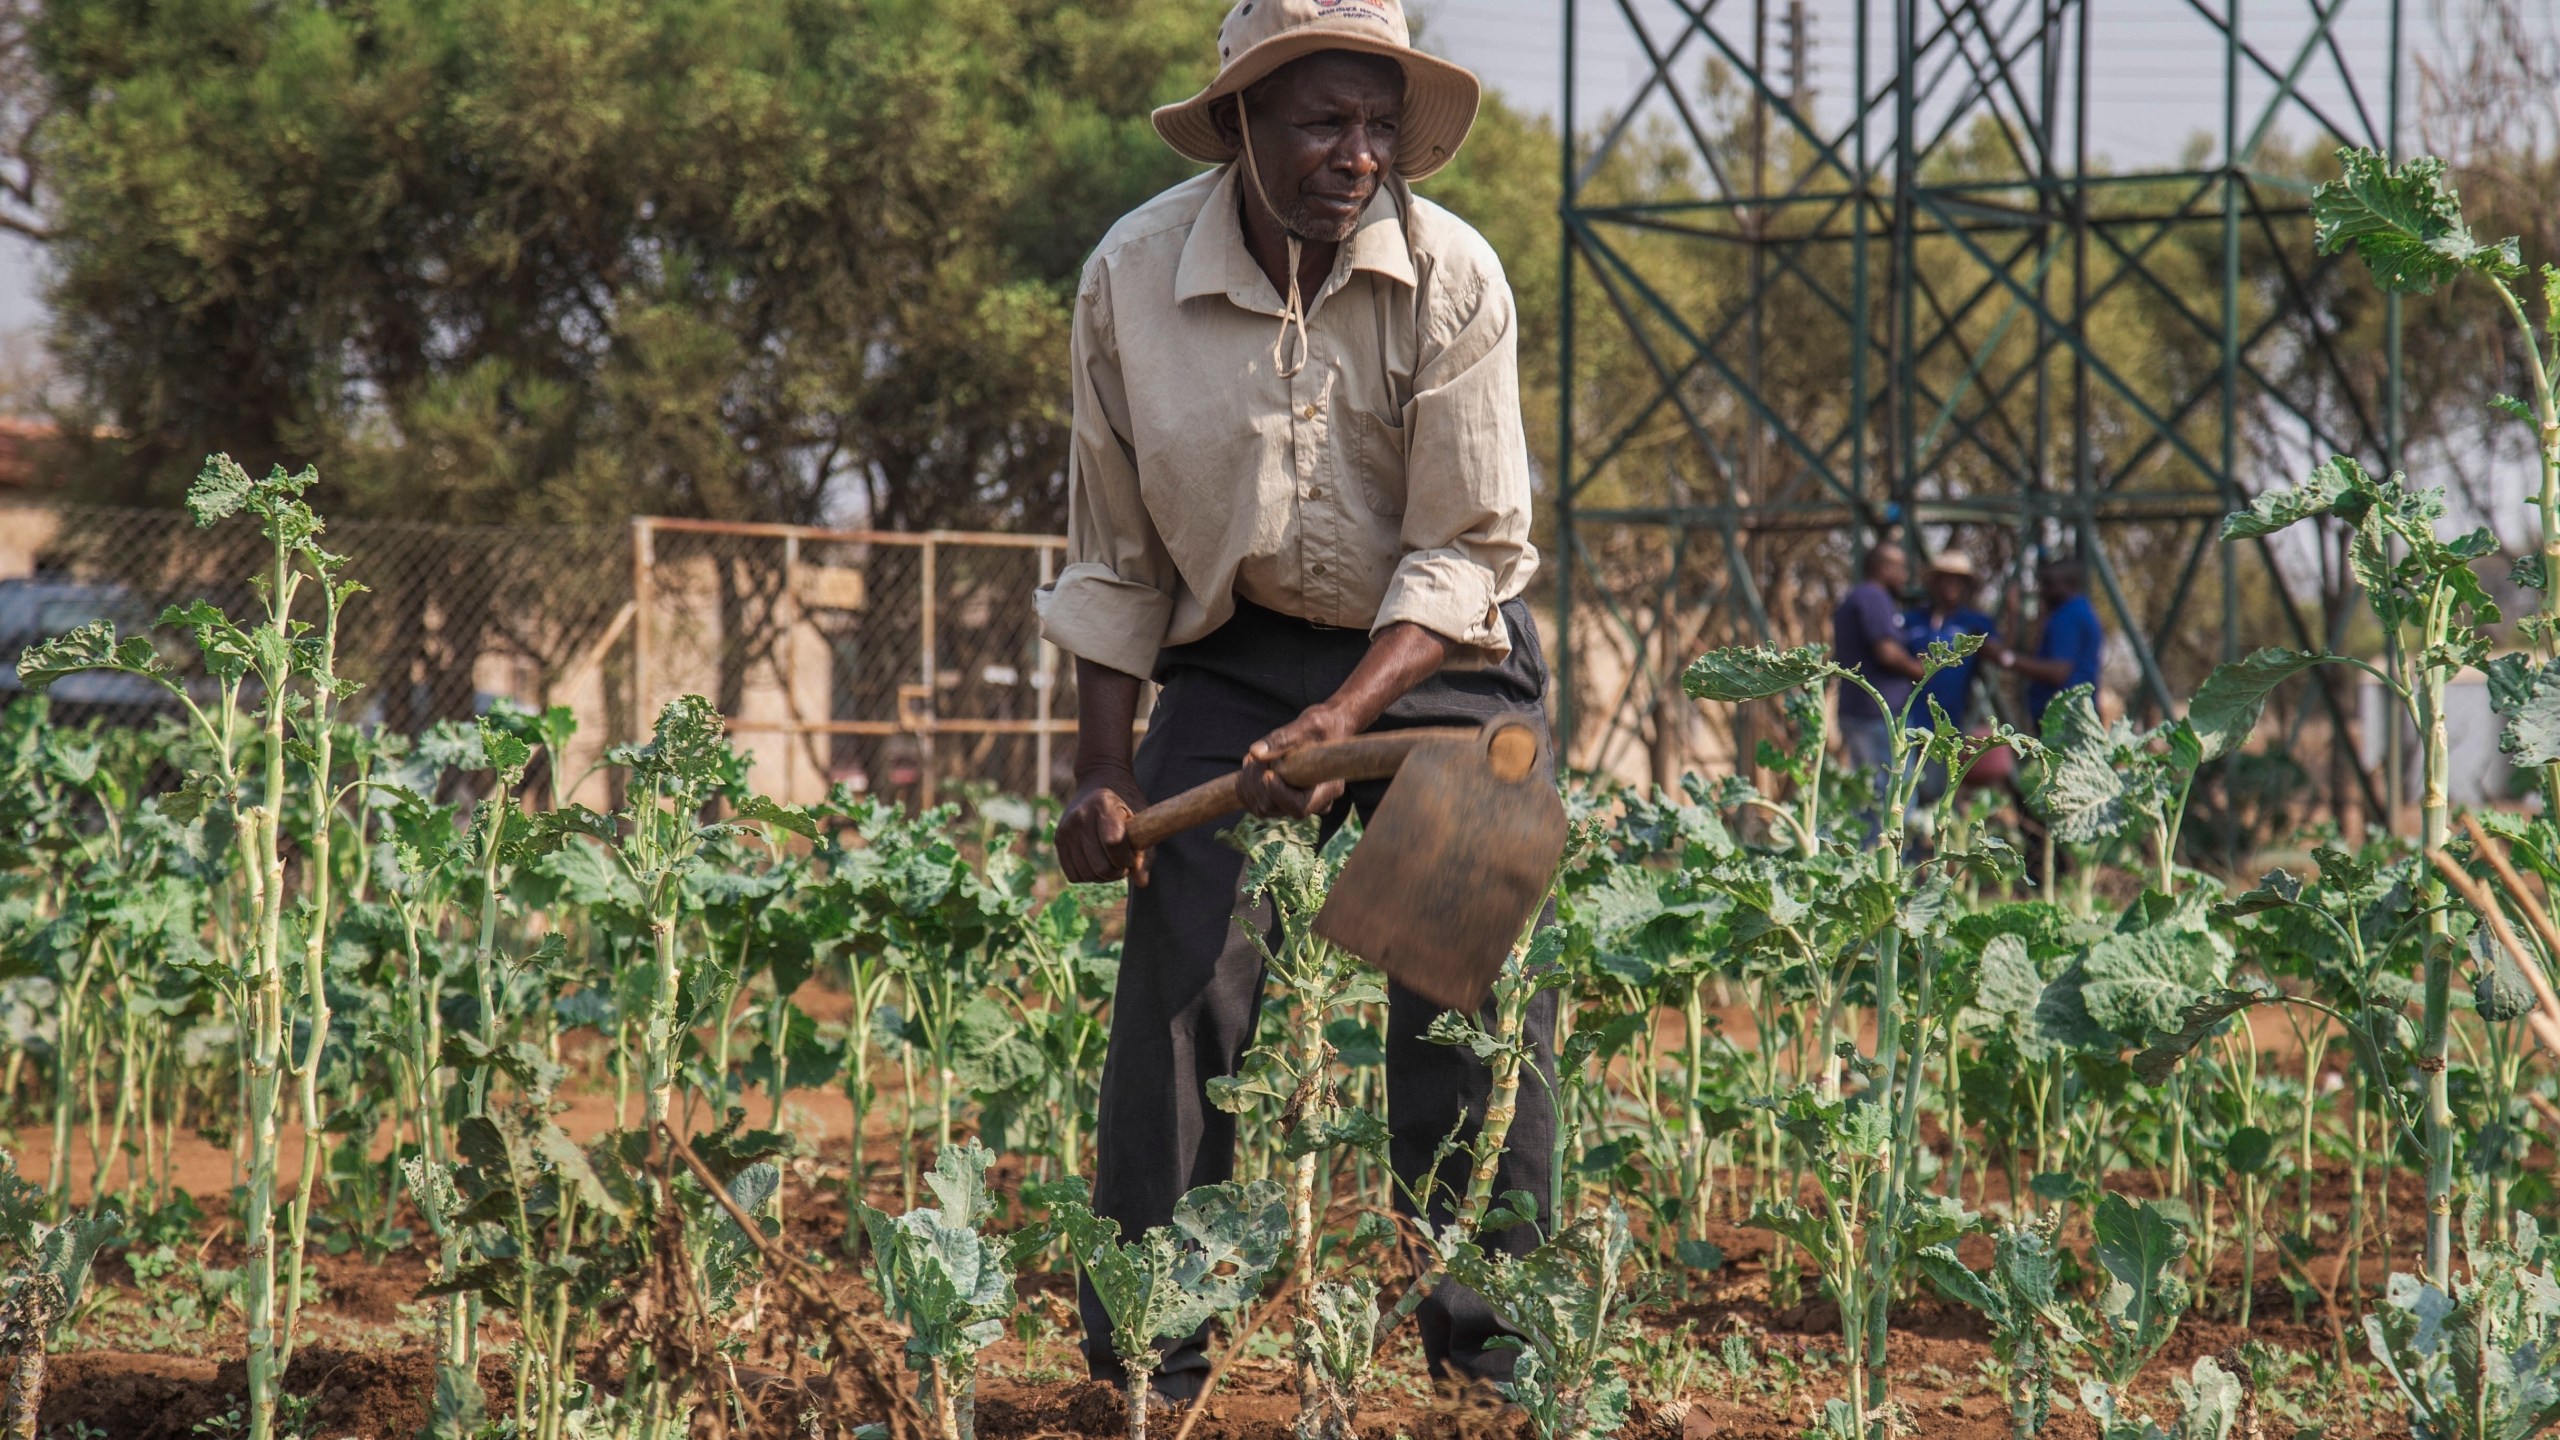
left=1860, top=926, right=1902, bottom=1440
left=2540, top=410, right=2559, bottom=665
left=1290, top=1147, right=1322, bottom=1437
left=2347, top=1083, right=2369, bottom=1303
left=2489, top=278, right=2560, bottom=656
left=1440, top=989, right=1525, bottom=1230
left=280, top=637, right=340, bottom=1373
left=467, top=771, right=512, bottom=1119
left=844, top=966, right=882, bottom=1239
left=1382, top=951, right=1530, bottom=1336
left=2416, top=634, right=2454, bottom=1288
left=95, top=1000, right=139, bottom=1203
left=46, top=949, right=94, bottom=1207
left=2480, top=276, right=2560, bottom=864
left=2416, top=607, right=2457, bottom=1291
left=1944, top=1040, right=1963, bottom=1209
left=243, top=848, right=288, bottom=1440
left=1288, top=984, right=1325, bottom=1439
left=1126, top=1360, right=1156, bottom=1440
left=644, top=910, right=683, bottom=1132
left=1859, top=716, right=1929, bottom=1440
left=2538, top=404, right=2560, bottom=805
left=240, top=521, right=301, bottom=1440
left=395, top=899, right=473, bottom=1382
left=930, top=1357, right=962, bottom=1440
left=6, top=1342, right=44, bottom=1440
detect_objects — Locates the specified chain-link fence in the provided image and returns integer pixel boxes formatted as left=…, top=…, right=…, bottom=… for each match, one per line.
left=0, top=502, right=1073, bottom=806
left=1, top=498, right=629, bottom=717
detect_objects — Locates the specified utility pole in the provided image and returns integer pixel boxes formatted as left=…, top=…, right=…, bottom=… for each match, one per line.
left=1781, top=0, right=1809, bottom=106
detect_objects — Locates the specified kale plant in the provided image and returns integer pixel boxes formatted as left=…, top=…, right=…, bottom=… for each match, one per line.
left=0, top=1154, right=116, bottom=1436
left=859, top=1141, right=1015, bottom=1440
left=1442, top=1205, right=1647, bottom=1440
left=1052, top=1181, right=1289, bottom=1440
left=2366, top=1210, right=2560, bottom=1440
left=1206, top=822, right=1393, bottom=1440
left=1925, top=1194, right=2196, bottom=1438
left=1920, top=1212, right=2075, bottom=1439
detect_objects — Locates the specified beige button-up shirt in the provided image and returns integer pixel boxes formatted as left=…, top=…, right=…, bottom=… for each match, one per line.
left=1033, top=164, right=1538, bottom=680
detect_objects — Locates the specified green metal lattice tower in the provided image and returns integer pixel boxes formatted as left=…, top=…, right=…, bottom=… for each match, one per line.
left=1554, top=0, right=2404, bottom=814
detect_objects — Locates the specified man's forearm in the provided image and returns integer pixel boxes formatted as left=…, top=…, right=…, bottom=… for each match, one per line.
left=1058, top=657, right=1150, bottom=886
left=1073, top=657, right=1146, bottom=780
left=1232, top=622, right=1454, bottom=816
left=2007, top=653, right=2074, bottom=686
left=1316, top=622, right=1452, bottom=730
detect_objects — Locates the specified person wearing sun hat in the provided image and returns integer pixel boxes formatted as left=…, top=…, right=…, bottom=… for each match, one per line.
left=1033, top=0, right=1553, bottom=1409
left=1903, top=549, right=1997, bottom=734
left=1900, top=550, right=1999, bottom=836
left=1150, top=0, right=1483, bottom=179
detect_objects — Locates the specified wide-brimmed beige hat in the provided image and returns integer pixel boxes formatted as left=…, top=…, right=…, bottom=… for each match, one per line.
left=1152, top=0, right=1481, bottom=181
left=1926, top=551, right=1979, bottom=578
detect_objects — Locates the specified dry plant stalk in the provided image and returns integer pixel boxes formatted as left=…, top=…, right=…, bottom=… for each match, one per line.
left=2462, top=815, right=2560, bottom=958
left=1161, top=1276, right=1300, bottom=1440
left=2427, top=844, right=2560, bottom=1062
left=661, top=1125, right=932, bottom=1440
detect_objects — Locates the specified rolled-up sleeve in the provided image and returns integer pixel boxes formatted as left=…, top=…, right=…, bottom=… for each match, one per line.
left=1035, top=259, right=1178, bottom=680
left=1372, top=240, right=1536, bottom=669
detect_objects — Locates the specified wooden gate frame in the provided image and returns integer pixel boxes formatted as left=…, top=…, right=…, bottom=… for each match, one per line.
left=630, top=516, right=1068, bottom=805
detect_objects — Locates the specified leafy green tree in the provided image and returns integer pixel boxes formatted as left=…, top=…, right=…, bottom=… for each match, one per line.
left=32, top=0, right=1218, bottom=528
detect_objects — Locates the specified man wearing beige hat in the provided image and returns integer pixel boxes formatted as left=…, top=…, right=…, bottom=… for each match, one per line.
left=1903, top=550, right=1996, bottom=735
left=1033, top=0, right=1552, bottom=1407
left=1901, top=550, right=1997, bottom=820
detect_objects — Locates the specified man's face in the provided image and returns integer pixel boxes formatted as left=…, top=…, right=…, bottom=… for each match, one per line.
left=1927, top=569, right=1971, bottom=612
left=1872, top=547, right=1909, bottom=592
left=1224, top=53, right=1405, bottom=243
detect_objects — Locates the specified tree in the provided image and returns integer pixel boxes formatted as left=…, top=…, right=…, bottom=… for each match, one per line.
left=0, top=0, right=41, bottom=242
left=33, top=0, right=1219, bottom=528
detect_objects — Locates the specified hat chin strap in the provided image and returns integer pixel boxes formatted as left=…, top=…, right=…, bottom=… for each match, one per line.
left=1235, top=93, right=1309, bottom=379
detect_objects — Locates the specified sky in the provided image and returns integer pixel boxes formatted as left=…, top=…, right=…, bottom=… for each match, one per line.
left=1423, top=0, right=2515, bottom=172
left=0, top=0, right=2543, bottom=344
left=1, top=234, right=34, bottom=335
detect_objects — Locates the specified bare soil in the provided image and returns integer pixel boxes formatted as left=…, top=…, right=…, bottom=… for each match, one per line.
left=31, top=1120, right=2417, bottom=1440
left=21, top=987, right=2405, bottom=1438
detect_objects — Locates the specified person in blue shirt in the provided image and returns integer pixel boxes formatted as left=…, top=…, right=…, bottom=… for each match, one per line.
left=1902, top=550, right=1995, bottom=823
left=1994, top=558, right=2105, bottom=725
left=1904, top=551, right=1996, bottom=729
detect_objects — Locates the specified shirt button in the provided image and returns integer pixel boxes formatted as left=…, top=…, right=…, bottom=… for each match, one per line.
left=1302, top=403, right=1320, bottom=419
left=1307, top=486, right=1324, bottom=500
left=1310, top=562, right=1328, bottom=577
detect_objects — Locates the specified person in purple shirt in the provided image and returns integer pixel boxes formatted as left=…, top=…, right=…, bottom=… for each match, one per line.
left=1831, top=544, right=1926, bottom=788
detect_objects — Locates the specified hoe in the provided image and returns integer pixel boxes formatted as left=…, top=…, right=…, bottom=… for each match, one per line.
left=1122, top=716, right=1568, bottom=1013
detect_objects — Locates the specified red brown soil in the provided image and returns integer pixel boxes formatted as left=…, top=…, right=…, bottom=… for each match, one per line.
left=41, top=1346, right=476, bottom=1439
left=33, top=1119, right=2419, bottom=1440
left=23, top=985, right=2411, bottom=1439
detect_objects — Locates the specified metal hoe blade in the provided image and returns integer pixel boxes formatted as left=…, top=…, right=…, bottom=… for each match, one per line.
left=1312, top=716, right=1567, bottom=1015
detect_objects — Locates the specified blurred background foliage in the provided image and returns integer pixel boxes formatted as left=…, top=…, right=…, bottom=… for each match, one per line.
left=31, top=0, right=1227, bottom=527
left=1, top=0, right=2555, bottom=556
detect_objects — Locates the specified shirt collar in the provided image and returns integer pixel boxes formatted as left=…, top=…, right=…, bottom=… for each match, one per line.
left=1174, top=163, right=1417, bottom=310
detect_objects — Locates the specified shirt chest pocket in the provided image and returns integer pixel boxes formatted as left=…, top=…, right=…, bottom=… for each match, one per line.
left=1337, top=288, right=1417, bottom=521
left=1343, top=404, right=1410, bottom=519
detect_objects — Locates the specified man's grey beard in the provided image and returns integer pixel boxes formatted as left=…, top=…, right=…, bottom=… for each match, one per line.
left=1278, top=195, right=1363, bottom=244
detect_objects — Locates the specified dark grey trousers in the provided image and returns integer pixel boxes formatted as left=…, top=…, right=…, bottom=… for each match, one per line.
left=1080, top=598, right=1560, bottom=1396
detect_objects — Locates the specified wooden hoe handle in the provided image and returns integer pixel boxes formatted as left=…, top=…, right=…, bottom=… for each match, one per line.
left=1122, top=726, right=1477, bottom=851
